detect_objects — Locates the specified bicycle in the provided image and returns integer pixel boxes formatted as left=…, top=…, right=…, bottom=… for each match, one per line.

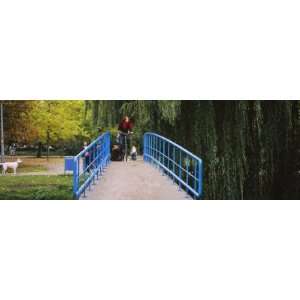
left=119, top=131, right=133, bottom=162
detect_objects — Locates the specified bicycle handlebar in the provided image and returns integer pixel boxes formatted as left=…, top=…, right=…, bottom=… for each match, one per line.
left=118, top=131, right=133, bottom=136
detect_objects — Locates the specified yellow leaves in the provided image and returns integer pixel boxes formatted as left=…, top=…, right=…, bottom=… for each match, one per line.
left=30, top=100, right=86, bottom=143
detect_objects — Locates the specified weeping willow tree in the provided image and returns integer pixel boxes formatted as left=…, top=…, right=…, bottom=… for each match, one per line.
left=84, top=100, right=125, bottom=128
left=86, top=100, right=299, bottom=200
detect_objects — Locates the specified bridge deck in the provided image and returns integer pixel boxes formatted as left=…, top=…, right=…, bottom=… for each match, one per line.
left=82, top=157, right=191, bottom=200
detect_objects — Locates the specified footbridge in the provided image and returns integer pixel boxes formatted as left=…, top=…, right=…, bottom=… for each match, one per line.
left=71, top=132, right=203, bottom=200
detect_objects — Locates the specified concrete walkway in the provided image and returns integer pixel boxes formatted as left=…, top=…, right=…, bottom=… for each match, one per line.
left=2, top=157, right=65, bottom=176
left=83, top=158, right=191, bottom=200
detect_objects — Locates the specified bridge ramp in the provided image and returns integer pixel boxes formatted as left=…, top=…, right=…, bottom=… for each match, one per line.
left=83, top=157, right=191, bottom=200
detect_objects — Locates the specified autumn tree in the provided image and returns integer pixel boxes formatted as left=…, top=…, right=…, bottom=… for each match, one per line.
left=0, top=100, right=37, bottom=146
left=30, top=100, right=88, bottom=158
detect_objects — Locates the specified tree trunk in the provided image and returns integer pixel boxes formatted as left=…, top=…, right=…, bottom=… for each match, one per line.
left=46, top=129, right=50, bottom=161
left=37, top=142, right=42, bottom=158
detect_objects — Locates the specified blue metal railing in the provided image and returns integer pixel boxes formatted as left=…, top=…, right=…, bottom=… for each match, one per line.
left=143, top=132, right=203, bottom=199
left=73, top=132, right=111, bottom=199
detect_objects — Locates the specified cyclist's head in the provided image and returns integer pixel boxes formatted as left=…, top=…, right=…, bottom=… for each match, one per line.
left=124, top=116, right=129, bottom=122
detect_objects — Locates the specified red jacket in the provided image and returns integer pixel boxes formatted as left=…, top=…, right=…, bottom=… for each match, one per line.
left=118, top=120, right=133, bottom=133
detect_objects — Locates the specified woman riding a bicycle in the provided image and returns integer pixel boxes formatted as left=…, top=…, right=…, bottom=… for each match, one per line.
left=118, top=116, right=134, bottom=161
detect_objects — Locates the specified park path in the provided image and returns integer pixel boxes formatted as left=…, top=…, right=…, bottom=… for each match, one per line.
left=4, top=156, right=65, bottom=176
left=83, top=157, right=191, bottom=200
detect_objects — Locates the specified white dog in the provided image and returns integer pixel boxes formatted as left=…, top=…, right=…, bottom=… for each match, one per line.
left=0, top=159, right=22, bottom=175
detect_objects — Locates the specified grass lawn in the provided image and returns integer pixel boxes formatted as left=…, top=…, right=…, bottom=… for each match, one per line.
left=0, top=175, right=73, bottom=200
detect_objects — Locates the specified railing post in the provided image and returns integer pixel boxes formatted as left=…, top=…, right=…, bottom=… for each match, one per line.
left=107, top=132, right=109, bottom=162
left=161, top=139, right=163, bottom=166
left=149, top=135, right=151, bottom=162
left=147, top=134, right=149, bottom=162
left=168, top=142, right=170, bottom=170
left=73, top=157, right=79, bottom=199
left=96, top=139, right=99, bottom=170
left=198, top=159, right=203, bottom=199
left=156, top=136, right=158, bottom=164
left=158, top=138, right=160, bottom=166
left=179, top=151, right=182, bottom=190
left=144, top=134, right=147, bottom=162
left=194, top=159, right=197, bottom=194
left=143, top=134, right=147, bottom=161
left=156, top=137, right=158, bottom=163
left=106, top=133, right=109, bottom=165
left=162, top=139, right=165, bottom=175
left=173, top=146, right=175, bottom=183
left=92, top=144, right=95, bottom=185
left=186, top=159, right=189, bottom=190
left=149, top=134, right=150, bottom=162
left=152, top=135, right=154, bottom=163
left=160, top=138, right=163, bottom=172
left=108, top=132, right=111, bottom=163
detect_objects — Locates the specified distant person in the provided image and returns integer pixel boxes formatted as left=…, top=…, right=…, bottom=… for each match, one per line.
left=118, top=116, right=133, bottom=134
left=9, top=145, right=13, bottom=156
left=118, top=116, right=134, bottom=159
left=82, top=141, right=91, bottom=173
left=9, top=144, right=16, bottom=156
left=97, top=127, right=103, bottom=136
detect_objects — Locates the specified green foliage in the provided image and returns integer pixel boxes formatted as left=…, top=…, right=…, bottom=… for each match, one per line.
left=86, top=100, right=299, bottom=199
left=157, top=100, right=181, bottom=125
left=4, top=100, right=298, bottom=200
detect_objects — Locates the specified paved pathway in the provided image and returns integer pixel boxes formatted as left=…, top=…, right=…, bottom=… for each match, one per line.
left=83, top=158, right=191, bottom=200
